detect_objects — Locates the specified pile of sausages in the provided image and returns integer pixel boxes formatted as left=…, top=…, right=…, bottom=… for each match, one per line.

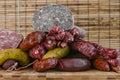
left=19, top=26, right=119, bottom=72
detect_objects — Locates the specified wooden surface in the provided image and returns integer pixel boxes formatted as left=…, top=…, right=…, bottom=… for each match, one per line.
left=0, top=0, right=120, bottom=49
left=0, top=69, right=119, bottom=80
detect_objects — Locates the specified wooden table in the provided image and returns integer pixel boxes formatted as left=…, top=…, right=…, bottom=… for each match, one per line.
left=0, top=69, right=120, bottom=80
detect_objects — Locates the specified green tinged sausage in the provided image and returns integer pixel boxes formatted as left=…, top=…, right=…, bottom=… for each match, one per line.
left=42, top=46, right=70, bottom=59
left=0, top=48, right=30, bottom=66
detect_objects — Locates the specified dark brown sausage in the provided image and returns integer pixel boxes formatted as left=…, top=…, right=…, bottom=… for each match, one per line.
left=58, top=58, right=91, bottom=71
left=2, top=59, right=17, bottom=70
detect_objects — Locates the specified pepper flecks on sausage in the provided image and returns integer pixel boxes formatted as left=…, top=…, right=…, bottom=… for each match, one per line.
left=33, top=58, right=58, bottom=72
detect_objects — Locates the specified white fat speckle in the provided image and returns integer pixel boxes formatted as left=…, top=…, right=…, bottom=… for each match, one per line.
left=32, top=21, right=35, bottom=23
left=55, top=17, right=60, bottom=22
left=40, top=9, right=43, bottom=13
left=39, top=16, right=41, bottom=19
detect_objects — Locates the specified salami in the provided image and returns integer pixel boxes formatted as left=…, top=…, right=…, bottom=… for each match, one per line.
left=32, top=4, right=74, bottom=32
left=0, top=30, right=23, bottom=50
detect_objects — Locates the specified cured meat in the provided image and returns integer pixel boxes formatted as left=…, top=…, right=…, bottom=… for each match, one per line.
left=72, top=40, right=97, bottom=59
left=70, top=26, right=86, bottom=40
left=19, top=31, right=46, bottom=51
left=33, top=58, right=58, bottom=72
left=32, top=4, right=74, bottom=32
left=0, top=30, right=23, bottom=50
left=93, top=56, right=110, bottom=71
left=58, top=58, right=91, bottom=71
left=29, top=44, right=46, bottom=60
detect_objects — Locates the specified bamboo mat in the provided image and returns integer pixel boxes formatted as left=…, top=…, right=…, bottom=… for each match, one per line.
left=0, top=69, right=120, bottom=80
left=0, top=0, right=120, bottom=49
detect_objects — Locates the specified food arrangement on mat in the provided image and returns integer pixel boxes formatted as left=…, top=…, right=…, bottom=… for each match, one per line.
left=0, top=4, right=119, bottom=72
left=0, top=26, right=119, bottom=72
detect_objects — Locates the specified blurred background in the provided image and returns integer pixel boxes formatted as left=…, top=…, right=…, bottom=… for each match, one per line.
left=0, top=0, right=120, bottom=50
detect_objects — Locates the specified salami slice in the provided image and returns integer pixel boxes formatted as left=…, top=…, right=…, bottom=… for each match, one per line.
left=0, top=30, right=23, bottom=50
left=32, top=4, right=74, bottom=32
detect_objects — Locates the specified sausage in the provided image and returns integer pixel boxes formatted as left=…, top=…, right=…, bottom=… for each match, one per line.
left=19, top=31, right=46, bottom=51
left=0, top=30, right=23, bottom=50
left=33, top=58, right=58, bottom=72
left=72, top=40, right=97, bottom=59
left=58, top=58, right=91, bottom=71
left=93, top=56, right=110, bottom=71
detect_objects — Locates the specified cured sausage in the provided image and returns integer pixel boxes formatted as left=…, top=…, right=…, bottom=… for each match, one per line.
left=58, top=58, right=91, bottom=71
left=0, top=30, right=23, bottom=50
